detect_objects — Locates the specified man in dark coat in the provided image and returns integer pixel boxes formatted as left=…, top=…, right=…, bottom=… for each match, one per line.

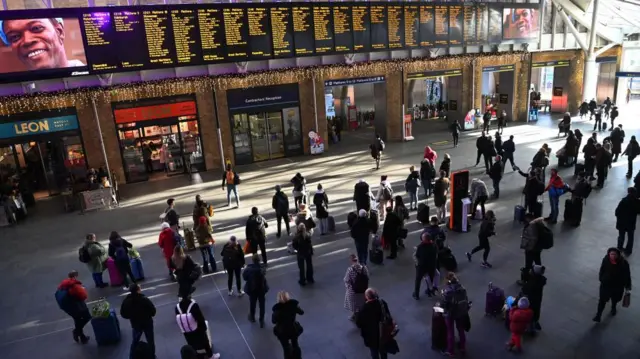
left=356, top=289, right=397, bottom=359
left=595, top=144, right=612, bottom=188
left=588, top=98, right=597, bottom=119
left=245, top=207, right=269, bottom=265
left=475, top=133, right=487, bottom=167
left=489, top=156, right=503, bottom=198
left=272, top=185, right=290, bottom=238
left=353, top=180, right=371, bottom=212
left=516, top=168, right=544, bottom=216
left=482, top=136, right=496, bottom=173
left=120, top=284, right=157, bottom=358
left=243, top=254, right=269, bottom=327
left=610, top=106, right=619, bottom=128
left=420, top=158, right=436, bottom=199
left=593, top=248, right=631, bottom=322
left=405, top=166, right=421, bottom=210
left=522, top=265, right=547, bottom=331
left=502, top=135, right=516, bottom=170
left=412, top=232, right=439, bottom=300
left=382, top=207, right=403, bottom=259
left=624, top=135, right=640, bottom=178
left=593, top=108, right=603, bottom=132
left=450, top=120, right=461, bottom=147
left=615, top=188, right=640, bottom=255
left=351, top=210, right=373, bottom=265
left=610, top=125, right=625, bottom=162
left=583, top=138, right=598, bottom=180
left=494, top=132, right=503, bottom=155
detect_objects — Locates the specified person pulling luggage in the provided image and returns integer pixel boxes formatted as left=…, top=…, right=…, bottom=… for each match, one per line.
left=55, top=270, right=91, bottom=344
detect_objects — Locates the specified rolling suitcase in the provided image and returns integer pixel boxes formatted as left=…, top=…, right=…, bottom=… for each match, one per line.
left=91, top=309, right=121, bottom=346
left=563, top=198, right=582, bottom=226
left=327, top=215, right=336, bottom=232
left=106, top=258, right=123, bottom=287
left=369, top=248, right=384, bottom=265
left=183, top=225, right=196, bottom=251
left=130, top=257, right=145, bottom=281
left=574, top=163, right=585, bottom=177
left=485, top=282, right=505, bottom=316
left=431, top=307, right=447, bottom=352
left=532, top=199, right=543, bottom=218
left=513, top=205, right=525, bottom=222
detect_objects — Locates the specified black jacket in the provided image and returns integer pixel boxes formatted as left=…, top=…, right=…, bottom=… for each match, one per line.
left=292, top=233, right=313, bottom=257
left=596, top=148, right=612, bottom=169
left=450, top=121, right=461, bottom=134
left=583, top=142, right=597, bottom=160
left=350, top=217, right=372, bottom=245
left=494, top=135, right=503, bottom=154
left=624, top=139, right=640, bottom=160
left=420, top=159, right=435, bottom=182
left=165, top=208, right=180, bottom=227
left=489, top=161, right=503, bottom=181
left=611, top=109, right=619, bottom=119
left=599, top=250, right=632, bottom=291
left=484, top=140, right=497, bottom=156
left=245, top=214, right=268, bottom=242
left=120, top=292, right=156, bottom=331
left=271, top=299, right=304, bottom=339
left=272, top=191, right=289, bottom=215
left=479, top=219, right=496, bottom=239
left=572, top=179, right=592, bottom=199
left=382, top=211, right=403, bottom=240
left=356, top=298, right=390, bottom=349
left=313, top=191, right=329, bottom=219
left=405, top=171, right=420, bottom=192
left=108, top=238, right=133, bottom=262
left=439, top=158, right=451, bottom=178
left=414, top=239, right=438, bottom=271
left=531, top=150, right=547, bottom=168
left=476, top=136, right=486, bottom=150
left=353, top=182, right=371, bottom=210
left=615, top=195, right=640, bottom=231
left=291, top=175, right=306, bottom=192
left=174, top=255, right=198, bottom=282
left=503, top=139, right=515, bottom=154
left=175, top=299, right=209, bottom=352
left=521, top=273, right=546, bottom=310
left=242, top=263, right=269, bottom=296
left=564, top=135, right=579, bottom=158
left=589, top=100, right=597, bottom=111
left=221, top=242, right=245, bottom=270
left=517, top=171, right=544, bottom=199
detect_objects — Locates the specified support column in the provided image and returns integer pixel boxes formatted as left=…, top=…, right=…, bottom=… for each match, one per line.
left=583, top=0, right=599, bottom=102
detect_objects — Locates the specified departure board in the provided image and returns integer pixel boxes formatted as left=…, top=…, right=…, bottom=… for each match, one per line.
left=81, top=12, right=118, bottom=71
left=247, top=7, right=272, bottom=59
left=476, top=4, right=489, bottom=44
left=387, top=5, right=404, bottom=49
left=197, top=8, right=225, bottom=62
left=449, top=5, right=463, bottom=45
left=223, top=7, right=249, bottom=59
left=434, top=5, right=449, bottom=46
left=332, top=5, right=352, bottom=53
left=463, top=5, right=477, bottom=44
left=292, top=5, right=314, bottom=56
left=419, top=5, right=435, bottom=47
left=370, top=4, right=388, bottom=50
left=404, top=5, right=419, bottom=48
left=352, top=4, right=370, bottom=52
left=313, top=5, right=334, bottom=54
left=143, top=10, right=175, bottom=65
left=170, top=9, right=201, bottom=65
left=113, top=11, right=147, bottom=69
left=270, top=6, right=294, bottom=58
left=488, top=5, right=503, bottom=43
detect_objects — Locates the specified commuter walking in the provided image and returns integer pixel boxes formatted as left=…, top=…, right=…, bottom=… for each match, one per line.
left=81, top=233, right=109, bottom=288
left=615, top=188, right=640, bottom=255
left=312, top=184, right=330, bottom=235
left=611, top=125, right=625, bottom=162
left=370, top=134, right=385, bottom=170
left=440, top=153, right=451, bottom=177
left=272, top=291, right=305, bottom=359
left=243, top=254, right=269, bottom=328
left=412, top=231, right=439, bottom=300
left=158, top=222, right=178, bottom=281
left=344, top=254, right=369, bottom=321
left=221, top=236, right=245, bottom=296
left=120, top=284, right=157, bottom=359
left=623, top=135, right=640, bottom=178
left=483, top=136, right=496, bottom=173
left=291, top=172, right=307, bottom=211
left=272, top=185, right=291, bottom=238
left=450, top=120, right=461, bottom=147
left=592, top=248, right=632, bottom=322
left=173, top=246, right=199, bottom=297
left=466, top=210, right=496, bottom=268
left=593, top=108, right=603, bottom=132
left=392, top=196, right=409, bottom=249
left=405, top=166, right=421, bottom=211
left=502, top=135, right=516, bottom=171
left=55, top=271, right=91, bottom=344
left=588, top=98, right=597, bottom=119
left=356, top=288, right=399, bottom=359
left=354, top=179, right=372, bottom=212
left=245, top=207, right=269, bottom=265
left=221, top=164, right=241, bottom=207
left=164, top=198, right=180, bottom=231
left=292, top=223, right=315, bottom=285
left=610, top=106, right=619, bottom=128
left=497, top=110, right=507, bottom=134
left=489, top=155, right=503, bottom=199
left=475, top=133, right=487, bottom=167
left=108, top=231, right=136, bottom=290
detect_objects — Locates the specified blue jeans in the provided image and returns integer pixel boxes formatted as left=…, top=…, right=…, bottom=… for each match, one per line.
left=130, top=323, right=155, bottom=359
left=199, top=245, right=217, bottom=271
left=226, top=184, right=239, bottom=206
left=91, top=272, right=105, bottom=287
left=408, top=190, right=418, bottom=209
left=492, top=179, right=500, bottom=198
left=549, top=194, right=559, bottom=221
left=355, top=240, right=369, bottom=265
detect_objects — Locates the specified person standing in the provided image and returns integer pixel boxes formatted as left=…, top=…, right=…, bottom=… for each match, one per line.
left=420, top=157, right=436, bottom=199
left=482, top=110, right=492, bottom=133
left=164, top=198, right=180, bottom=231
left=354, top=179, right=372, bottom=212
left=489, top=155, right=503, bottom=199
left=497, top=110, right=507, bottom=134
left=357, top=288, right=398, bottom=359
left=502, top=135, right=516, bottom=171
left=506, top=297, right=534, bottom=353
left=344, top=254, right=369, bottom=321
left=221, top=236, right=245, bottom=296
left=221, top=164, right=241, bottom=208
left=191, top=195, right=210, bottom=231
left=483, top=136, right=496, bottom=173
left=175, top=289, right=221, bottom=359
left=194, top=216, right=216, bottom=274
left=272, top=291, right=305, bottom=359
left=449, top=120, right=461, bottom=147
left=158, top=222, right=178, bottom=281
left=243, top=254, right=269, bottom=328
left=412, top=231, right=439, bottom=300
left=441, top=273, right=470, bottom=357
left=521, top=265, right=547, bottom=332
left=376, top=176, right=394, bottom=221
left=290, top=173, right=307, bottom=211
left=494, top=132, right=503, bottom=156
left=245, top=207, right=269, bottom=265
left=515, top=167, right=544, bottom=215
left=108, top=231, right=136, bottom=291
left=544, top=169, right=566, bottom=224
left=593, top=248, right=632, bottom=322
left=518, top=214, right=544, bottom=285
left=55, top=271, right=91, bottom=344
left=370, top=134, right=384, bottom=170
left=292, top=223, right=315, bottom=285
left=580, top=100, right=589, bottom=119
left=351, top=209, right=372, bottom=265
left=466, top=210, right=496, bottom=268
left=392, top=196, right=409, bottom=249
left=120, top=284, right=156, bottom=359
left=272, top=185, right=291, bottom=238
left=588, top=98, right=597, bottom=119
left=405, top=166, right=421, bottom=211
left=82, top=233, right=109, bottom=288
left=173, top=246, right=199, bottom=297
left=475, top=133, right=487, bottom=167
left=593, top=108, right=603, bottom=132
left=470, top=178, right=489, bottom=219
left=595, top=143, right=613, bottom=188
left=623, top=135, right=640, bottom=178
left=583, top=137, right=598, bottom=180
left=610, top=106, right=619, bottom=128
left=382, top=207, right=403, bottom=260
left=142, top=143, right=153, bottom=173
left=313, top=184, right=330, bottom=235
left=611, top=125, right=625, bottom=162
left=616, top=188, right=640, bottom=255
left=433, top=171, right=449, bottom=224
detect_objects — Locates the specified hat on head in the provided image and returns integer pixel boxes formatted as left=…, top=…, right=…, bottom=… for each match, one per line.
left=517, top=297, right=530, bottom=309
left=161, top=222, right=170, bottom=230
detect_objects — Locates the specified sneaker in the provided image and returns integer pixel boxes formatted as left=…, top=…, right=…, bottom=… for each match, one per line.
left=228, top=290, right=235, bottom=296
left=212, top=354, right=221, bottom=359
left=592, top=315, right=601, bottom=323
left=481, top=262, right=493, bottom=268
left=237, top=290, right=245, bottom=297
left=466, top=252, right=472, bottom=262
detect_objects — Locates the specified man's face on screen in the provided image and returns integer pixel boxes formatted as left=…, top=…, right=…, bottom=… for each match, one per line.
left=513, top=9, right=532, bottom=36
left=3, top=19, right=67, bottom=70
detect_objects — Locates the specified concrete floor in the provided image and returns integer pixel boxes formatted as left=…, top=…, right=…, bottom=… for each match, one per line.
left=1, top=110, right=639, bottom=359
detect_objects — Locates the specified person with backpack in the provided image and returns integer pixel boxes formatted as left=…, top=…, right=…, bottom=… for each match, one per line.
left=615, top=187, right=640, bottom=256
left=159, top=222, right=178, bottom=281
left=108, top=231, right=136, bottom=291
left=120, top=284, right=157, bottom=359
left=292, top=223, right=315, bottom=286
left=413, top=231, right=439, bottom=300
left=623, top=135, right=640, bottom=178
left=164, top=198, right=180, bottom=231
left=376, top=176, right=394, bottom=221
left=175, top=288, right=221, bottom=359
left=195, top=216, right=216, bottom=274
left=466, top=209, right=496, bottom=268
left=592, top=248, right=632, bottom=323
left=80, top=233, right=109, bottom=288
left=313, top=184, right=330, bottom=235
left=272, top=291, right=305, bottom=359
left=544, top=169, right=567, bottom=224
left=405, top=166, right=421, bottom=211
left=420, top=157, right=436, bottom=199
left=272, top=185, right=291, bottom=238
left=243, top=254, right=269, bottom=328
left=56, top=270, right=91, bottom=344
left=441, top=272, right=470, bottom=357
left=245, top=207, right=269, bottom=265
left=344, top=254, right=369, bottom=321
left=221, top=236, right=245, bottom=296
left=518, top=214, right=545, bottom=285
left=173, top=245, right=200, bottom=297
left=370, top=133, right=385, bottom=170
left=221, top=163, right=241, bottom=208
left=291, top=172, right=307, bottom=212
left=351, top=209, right=373, bottom=265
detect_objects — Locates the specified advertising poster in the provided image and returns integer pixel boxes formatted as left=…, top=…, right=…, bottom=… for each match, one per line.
left=502, top=8, right=539, bottom=39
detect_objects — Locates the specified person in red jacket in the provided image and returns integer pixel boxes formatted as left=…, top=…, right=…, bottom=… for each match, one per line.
left=544, top=169, right=567, bottom=224
left=506, top=297, right=534, bottom=352
left=56, top=271, right=91, bottom=344
left=158, top=222, right=177, bottom=281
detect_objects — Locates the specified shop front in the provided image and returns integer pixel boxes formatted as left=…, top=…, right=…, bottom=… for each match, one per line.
left=482, top=64, right=516, bottom=123
left=406, top=69, right=464, bottom=132
left=227, top=83, right=304, bottom=165
left=530, top=60, right=571, bottom=115
left=0, top=108, right=86, bottom=199
left=112, top=95, right=206, bottom=183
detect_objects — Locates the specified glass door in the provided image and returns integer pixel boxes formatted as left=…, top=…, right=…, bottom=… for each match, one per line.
left=266, top=112, right=285, bottom=159
left=118, top=128, right=149, bottom=183
left=248, top=113, right=270, bottom=162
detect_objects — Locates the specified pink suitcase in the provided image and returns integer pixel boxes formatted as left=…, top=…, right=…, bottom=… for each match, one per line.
left=106, top=258, right=123, bottom=287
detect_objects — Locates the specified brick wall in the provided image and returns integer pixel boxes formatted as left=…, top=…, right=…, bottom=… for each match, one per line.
left=532, top=49, right=584, bottom=114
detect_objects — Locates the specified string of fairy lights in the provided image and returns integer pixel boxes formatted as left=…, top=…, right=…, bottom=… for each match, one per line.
left=0, top=52, right=529, bottom=117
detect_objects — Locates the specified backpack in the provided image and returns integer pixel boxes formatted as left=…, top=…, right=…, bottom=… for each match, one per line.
left=448, top=286, right=470, bottom=318
left=114, top=245, right=128, bottom=261
left=276, top=194, right=288, bottom=212
left=382, top=185, right=393, bottom=201
left=54, top=287, right=77, bottom=315
left=175, top=300, right=199, bottom=333
left=351, top=265, right=369, bottom=294
left=378, top=139, right=386, bottom=151
left=249, top=269, right=266, bottom=293
left=78, top=246, right=91, bottom=263
left=537, top=222, right=554, bottom=250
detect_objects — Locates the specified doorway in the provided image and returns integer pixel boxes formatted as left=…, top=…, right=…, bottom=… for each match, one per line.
left=246, top=112, right=285, bottom=161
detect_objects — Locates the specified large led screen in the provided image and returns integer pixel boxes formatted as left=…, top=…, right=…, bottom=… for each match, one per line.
left=502, top=7, right=539, bottom=39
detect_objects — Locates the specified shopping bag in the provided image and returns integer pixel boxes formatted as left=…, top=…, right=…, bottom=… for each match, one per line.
left=243, top=241, right=251, bottom=254
left=623, top=292, right=631, bottom=308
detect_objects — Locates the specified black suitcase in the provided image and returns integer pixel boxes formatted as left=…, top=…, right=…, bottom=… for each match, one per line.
left=431, top=309, right=447, bottom=352
left=369, top=249, right=384, bottom=265
left=574, top=163, right=585, bottom=177
left=347, top=211, right=357, bottom=228
left=563, top=198, right=583, bottom=226
left=439, top=247, right=458, bottom=272
left=417, top=203, right=430, bottom=223
left=531, top=200, right=543, bottom=218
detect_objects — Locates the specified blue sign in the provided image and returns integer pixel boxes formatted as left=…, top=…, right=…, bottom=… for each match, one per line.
left=324, top=76, right=386, bottom=87
left=616, top=72, right=640, bottom=78
left=227, top=83, right=300, bottom=112
left=0, top=115, right=79, bottom=139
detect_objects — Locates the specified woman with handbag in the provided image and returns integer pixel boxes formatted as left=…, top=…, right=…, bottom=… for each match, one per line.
left=357, top=288, right=399, bottom=359
left=272, top=291, right=305, bottom=359
left=593, top=248, right=632, bottom=322
left=175, top=289, right=220, bottom=359
left=172, top=246, right=200, bottom=297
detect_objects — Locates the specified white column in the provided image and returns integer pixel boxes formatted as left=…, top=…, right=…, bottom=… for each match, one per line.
left=583, top=55, right=598, bottom=102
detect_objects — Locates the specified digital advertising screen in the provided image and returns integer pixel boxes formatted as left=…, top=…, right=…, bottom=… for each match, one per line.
left=502, top=7, right=539, bottom=40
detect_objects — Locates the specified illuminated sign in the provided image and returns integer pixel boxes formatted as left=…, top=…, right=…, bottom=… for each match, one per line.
left=0, top=115, right=79, bottom=139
